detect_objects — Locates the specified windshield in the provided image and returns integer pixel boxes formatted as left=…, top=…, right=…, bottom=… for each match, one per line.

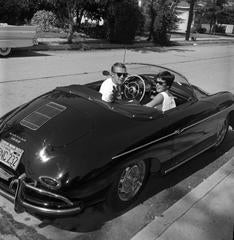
left=125, top=63, right=191, bottom=87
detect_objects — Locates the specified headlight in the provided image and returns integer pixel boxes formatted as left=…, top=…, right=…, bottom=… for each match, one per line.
left=39, top=176, right=61, bottom=190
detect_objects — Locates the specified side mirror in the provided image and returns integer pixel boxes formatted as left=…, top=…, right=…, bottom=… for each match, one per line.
left=102, top=70, right=110, bottom=76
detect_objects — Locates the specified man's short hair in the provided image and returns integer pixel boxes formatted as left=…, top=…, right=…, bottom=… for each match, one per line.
left=157, top=71, right=175, bottom=88
left=111, top=62, right=127, bottom=73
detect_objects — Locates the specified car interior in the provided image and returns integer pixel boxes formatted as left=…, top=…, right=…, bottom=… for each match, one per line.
left=86, top=73, right=193, bottom=107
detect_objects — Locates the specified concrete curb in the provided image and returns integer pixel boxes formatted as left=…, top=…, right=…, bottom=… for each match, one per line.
left=130, top=157, right=234, bottom=240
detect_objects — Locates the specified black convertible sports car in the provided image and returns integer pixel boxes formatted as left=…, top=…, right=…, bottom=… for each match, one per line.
left=0, top=63, right=234, bottom=219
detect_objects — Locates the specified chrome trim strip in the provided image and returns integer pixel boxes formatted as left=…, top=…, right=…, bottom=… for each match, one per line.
left=0, top=188, right=82, bottom=216
left=14, top=173, right=27, bottom=213
left=112, top=130, right=179, bottom=160
left=20, top=119, right=38, bottom=130
left=180, top=108, right=230, bottom=133
left=0, top=188, right=14, bottom=202
left=0, top=178, right=82, bottom=216
left=47, top=102, right=67, bottom=111
left=20, top=102, right=66, bottom=131
left=21, top=200, right=82, bottom=215
left=24, top=182, right=73, bottom=206
left=34, top=111, right=50, bottom=119
left=112, top=105, right=233, bottom=160
left=9, top=178, right=18, bottom=192
left=163, top=143, right=215, bottom=174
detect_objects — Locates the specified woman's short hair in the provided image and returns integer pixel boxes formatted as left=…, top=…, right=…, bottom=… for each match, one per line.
left=157, top=71, right=175, bottom=88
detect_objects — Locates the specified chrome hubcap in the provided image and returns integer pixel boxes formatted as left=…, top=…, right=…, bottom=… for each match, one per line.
left=117, top=161, right=146, bottom=201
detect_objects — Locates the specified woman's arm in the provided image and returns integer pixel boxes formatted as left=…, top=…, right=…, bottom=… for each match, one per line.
left=145, top=93, right=163, bottom=108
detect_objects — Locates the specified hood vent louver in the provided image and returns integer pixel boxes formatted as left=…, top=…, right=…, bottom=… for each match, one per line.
left=20, top=102, right=66, bottom=130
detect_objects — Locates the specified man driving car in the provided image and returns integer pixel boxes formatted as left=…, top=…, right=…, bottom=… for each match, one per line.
left=99, top=62, right=128, bottom=102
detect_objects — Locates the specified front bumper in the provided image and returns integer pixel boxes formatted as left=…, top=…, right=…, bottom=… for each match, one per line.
left=0, top=173, right=83, bottom=217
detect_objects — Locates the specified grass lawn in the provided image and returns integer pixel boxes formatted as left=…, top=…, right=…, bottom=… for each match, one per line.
left=37, top=29, right=232, bottom=41
left=37, top=30, right=67, bottom=38
left=170, top=32, right=223, bottom=39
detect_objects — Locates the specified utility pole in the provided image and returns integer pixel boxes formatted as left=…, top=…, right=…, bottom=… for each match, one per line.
left=185, top=0, right=196, bottom=41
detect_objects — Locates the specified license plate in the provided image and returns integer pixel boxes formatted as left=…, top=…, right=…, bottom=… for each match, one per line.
left=0, top=140, right=24, bottom=170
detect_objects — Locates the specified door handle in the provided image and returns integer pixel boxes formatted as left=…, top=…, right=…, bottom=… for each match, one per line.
left=175, top=129, right=181, bottom=134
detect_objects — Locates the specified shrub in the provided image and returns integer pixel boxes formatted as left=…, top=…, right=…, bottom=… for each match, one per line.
left=31, top=10, right=57, bottom=32
left=197, top=27, right=207, bottom=34
left=212, top=24, right=226, bottom=34
left=152, top=2, right=179, bottom=45
left=81, top=24, right=106, bottom=39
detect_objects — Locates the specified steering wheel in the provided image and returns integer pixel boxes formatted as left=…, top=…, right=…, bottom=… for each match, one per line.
left=122, top=75, right=146, bottom=103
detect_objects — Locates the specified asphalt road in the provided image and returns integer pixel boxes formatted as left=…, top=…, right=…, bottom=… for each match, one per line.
left=0, top=43, right=234, bottom=240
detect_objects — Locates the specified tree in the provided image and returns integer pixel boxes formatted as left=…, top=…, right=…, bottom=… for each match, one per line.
left=141, top=0, right=180, bottom=44
left=0, top=0, right=55, bottom=25
left=220, top=8, right=234, bottom=24
left=185, top=0, right=196, bottom=40
left=199, top=0, right=228, bottom=33
left=105, top=0, right=142, bottom=43
left=145, top=0, right=179, bottom=44
left=0, top=0, right=30, bottom=24
left=45, top=0, right=103, bottom=43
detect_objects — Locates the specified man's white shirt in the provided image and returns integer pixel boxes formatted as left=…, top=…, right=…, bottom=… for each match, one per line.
left=99, top=78, right=117, bottom=102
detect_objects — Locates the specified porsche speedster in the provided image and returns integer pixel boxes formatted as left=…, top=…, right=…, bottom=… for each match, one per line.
left=0, top=63, right=233, bottom=219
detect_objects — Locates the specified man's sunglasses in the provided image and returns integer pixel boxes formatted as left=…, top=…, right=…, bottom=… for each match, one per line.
left=156, top=81, right=166, bottom=86
left=114, top=72, right=128, bottom=77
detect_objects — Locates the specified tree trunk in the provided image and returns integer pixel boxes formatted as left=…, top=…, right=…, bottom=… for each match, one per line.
left=209, top=21, right=213, bottom=34
left=67, top=23, right=74, bottom=43
left=185, top=0, right=196, bottom=41
left=148, top=1, right=155, bottom=41
left=148, top=13, right=155, bottom=41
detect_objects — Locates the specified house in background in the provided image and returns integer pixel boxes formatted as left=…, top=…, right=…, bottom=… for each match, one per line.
left=176, top=0, right=234, bottom=34
left=175, top=1, right=194, bottom=33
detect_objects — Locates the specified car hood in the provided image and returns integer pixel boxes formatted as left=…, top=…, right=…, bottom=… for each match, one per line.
left=2, top=89, right=97, bottom=148
left=0, top=85, right=161, bottom=185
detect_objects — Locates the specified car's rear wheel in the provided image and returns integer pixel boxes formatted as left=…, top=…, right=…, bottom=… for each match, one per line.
left=0, top=48, right=11, bottom=57
left=214, top=118, right=229, bottom=148
left=106, top=159, right=149, bottom=212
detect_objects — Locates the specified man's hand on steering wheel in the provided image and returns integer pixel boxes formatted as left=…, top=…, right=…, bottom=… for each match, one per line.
left=121, top=75, right=146, bottom=103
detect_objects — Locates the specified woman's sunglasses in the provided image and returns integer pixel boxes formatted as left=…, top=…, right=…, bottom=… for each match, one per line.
left=156, top=81, right=166, bottom=86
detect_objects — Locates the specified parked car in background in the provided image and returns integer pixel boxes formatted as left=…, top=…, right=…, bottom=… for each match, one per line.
left=0, top=23, right=37, bottom=57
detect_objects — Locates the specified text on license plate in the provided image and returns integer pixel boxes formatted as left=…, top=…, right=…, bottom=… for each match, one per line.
left=0, top=140, right=24, bottom=170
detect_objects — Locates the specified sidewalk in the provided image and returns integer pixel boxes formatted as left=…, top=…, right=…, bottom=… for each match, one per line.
left=26, top=35, right=234, bottom=52
left=131, top=157, right=234, bottom=240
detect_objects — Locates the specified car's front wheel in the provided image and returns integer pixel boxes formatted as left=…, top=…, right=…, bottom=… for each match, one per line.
left=106, top=159, right=149, bottom=212
left=0, top=47, right=11, bottom=57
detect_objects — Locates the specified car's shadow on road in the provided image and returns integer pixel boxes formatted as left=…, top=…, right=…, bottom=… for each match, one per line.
left=39, top=130, right=234, bottom=233
left=9, top=50, right=51, bottom=58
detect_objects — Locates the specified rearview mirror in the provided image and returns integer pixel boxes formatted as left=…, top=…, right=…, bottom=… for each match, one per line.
left=102, top=70, right=110, bottom=76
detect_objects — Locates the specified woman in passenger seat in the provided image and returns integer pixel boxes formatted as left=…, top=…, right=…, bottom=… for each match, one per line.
left=145, top=71, right=176, bottom=112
